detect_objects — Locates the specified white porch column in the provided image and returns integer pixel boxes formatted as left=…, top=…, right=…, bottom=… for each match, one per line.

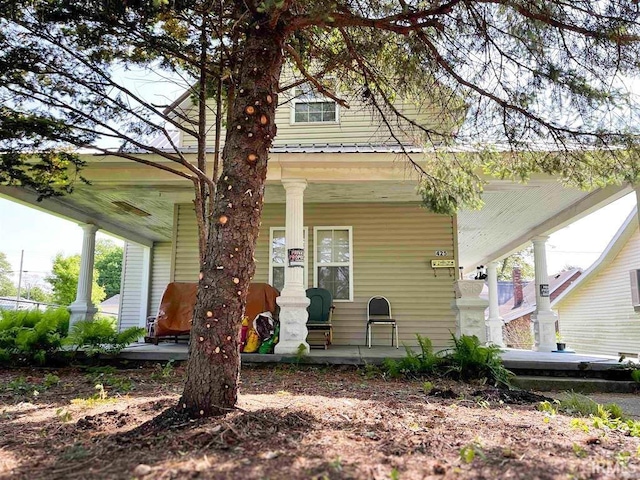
left=486, top=262, right=505, bottom=346
left=531, top=235, right=558, bottom=351
left=274, top=179, right=310, bottom=354
left=69, top=223, right=99, bottom=328
left=451, top=280, right=488, bottom=343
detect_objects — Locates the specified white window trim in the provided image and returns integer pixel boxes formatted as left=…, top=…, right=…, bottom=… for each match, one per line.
left=269, top=226, right=309, bottom=290
left=289, top=86, right=340, bottom=125
left=313, top=226, right=354, bottom=302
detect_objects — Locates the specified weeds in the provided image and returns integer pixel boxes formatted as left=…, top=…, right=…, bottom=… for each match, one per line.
left=151, top=360, right=175, bottom=380
left=71, top=383, right=116, bottom=407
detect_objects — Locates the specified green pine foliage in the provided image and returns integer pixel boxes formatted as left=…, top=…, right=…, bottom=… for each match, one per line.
left=0, top=307, right=69, bottom=364
left=64, top=316, right=143, bottom=356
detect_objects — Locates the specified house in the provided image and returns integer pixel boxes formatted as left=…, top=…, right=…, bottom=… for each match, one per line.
left=497, top=268, right=582, bottom=349
left=553, top=207, right=640, bottom=357
left=99, top=294, right=121, bottom=318
left=0, top=82, right=634, bottom=352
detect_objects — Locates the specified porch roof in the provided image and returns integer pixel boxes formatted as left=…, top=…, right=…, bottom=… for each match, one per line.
left=0, top=147, right=632, bottom=268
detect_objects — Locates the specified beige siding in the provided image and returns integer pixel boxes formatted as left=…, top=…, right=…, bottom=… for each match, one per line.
left=173, top=204, right=200, bottom=282
left=174, top=202, right=456, bottom=349
left=149, top=242, right=172, bottom=316
left=119, top=242, right=144, bottom=331
left=555, top=227, right=640, bottom=356
left=178, top=96, right=445, bottom=149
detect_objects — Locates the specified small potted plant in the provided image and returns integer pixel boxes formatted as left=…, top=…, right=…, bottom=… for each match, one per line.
left=555, top=331, right=566, bottom=352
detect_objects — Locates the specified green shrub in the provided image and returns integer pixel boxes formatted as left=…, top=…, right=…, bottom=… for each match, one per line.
left=381, top=333, right=513, bottom=388
left=0, top=307, right=70, bottom=364
left=441, top=334, right=514, bottom=387
left=64, top=316, right=144, bottom=356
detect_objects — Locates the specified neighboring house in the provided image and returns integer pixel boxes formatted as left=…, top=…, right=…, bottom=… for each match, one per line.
left=99, top=294, right=121, bottom=317
left=0, top=296, right=33, bottom=311
left=500, top=269, right=582, bottom=349
left=553, top=208, right=640, bottom=357
left=0, top=81, right=633, bottom=349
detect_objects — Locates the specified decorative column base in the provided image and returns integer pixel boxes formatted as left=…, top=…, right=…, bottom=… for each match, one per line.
left=274, top=294, right=310, bottom=354
left=68, top=302, right=98, bottom=328
left=486, top=317, right=505, bottom=347
left=452, top=280, right=489, bottom=343
left=532, top=310, right=558, bottom=352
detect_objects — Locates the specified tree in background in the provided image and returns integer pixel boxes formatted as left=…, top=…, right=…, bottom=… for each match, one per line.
left=27, top=285, right=53, bottom=303
left=94, top=239, right=123, bottom=299
left=497, top=247, right=535, bottom=281
left=0, top=252, right=16, bottom=297
left=46, top=253, right=105, bottom=306
left=2, top=1, right=640, bottom=418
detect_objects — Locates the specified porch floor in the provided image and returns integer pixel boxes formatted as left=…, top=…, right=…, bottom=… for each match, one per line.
left=120, top=343, right=637, bottom=372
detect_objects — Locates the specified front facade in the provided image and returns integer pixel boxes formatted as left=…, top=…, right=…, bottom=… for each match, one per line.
left=1, top=81, right=634, bottom=352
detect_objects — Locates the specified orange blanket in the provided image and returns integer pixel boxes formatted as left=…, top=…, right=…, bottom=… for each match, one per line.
left=154, top=282, right=279, bottom=338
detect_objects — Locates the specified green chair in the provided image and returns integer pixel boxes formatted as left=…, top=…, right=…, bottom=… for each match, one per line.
left=306, top=288, right=334, bottom=349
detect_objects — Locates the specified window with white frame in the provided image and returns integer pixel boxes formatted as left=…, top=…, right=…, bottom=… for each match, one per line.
left=314, top=227, right=353, bottom=301
left=291, top=84, right=338, bottom=124
left=269, top=227, right=308, bottom=292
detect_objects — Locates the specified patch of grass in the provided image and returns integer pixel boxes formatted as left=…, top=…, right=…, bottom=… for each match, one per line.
left=84, top=365, right=134, bottom=393
left=152, top=359, right=176, bottom=379
left=56, top=408, right=73, bottom=423
left=71, top=383, right=117, bottom=407
left=422, top=381, right=434, bottom=394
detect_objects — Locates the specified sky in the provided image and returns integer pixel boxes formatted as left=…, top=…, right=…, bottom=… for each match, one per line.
left=0, top=191, right=636, bottom=289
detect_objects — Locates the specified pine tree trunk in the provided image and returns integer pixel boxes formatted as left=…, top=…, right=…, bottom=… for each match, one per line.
left=180, top=20, right=284, bottom=418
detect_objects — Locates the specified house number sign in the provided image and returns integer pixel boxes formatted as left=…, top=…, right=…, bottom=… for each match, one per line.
left=435, top=250, right=448, bottom=256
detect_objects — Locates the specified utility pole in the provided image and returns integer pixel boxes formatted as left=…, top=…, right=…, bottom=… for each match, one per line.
left=15, top=250, right=23, bottom=309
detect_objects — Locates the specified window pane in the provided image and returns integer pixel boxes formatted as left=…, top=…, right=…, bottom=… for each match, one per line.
left=332, top=230, right=350, bottom=262
left=294, top=104, right=308, bottom=123
left=272, top=266, right=284, bottom=292
left=316, top=230, right=333, bottom=264
left=318, top=266, right=350, bottom=300
left=323, top=107, right=336, bottom=122
left=272, top=230, right=286, bottom=264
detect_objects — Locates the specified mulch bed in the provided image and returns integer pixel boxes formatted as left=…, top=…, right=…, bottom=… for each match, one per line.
left=1, top=363, right=639, bottom=479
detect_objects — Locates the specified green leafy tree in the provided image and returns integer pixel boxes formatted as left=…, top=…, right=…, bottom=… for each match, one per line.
left=0, top=252, right=16, bottom=297
left=26, top=285, right=53, bottom=304
left=2, top=1, right=640, bottom=418
left=45, top=253, right=105, bottom=306
left=94, top=239, right=123, bottom=299
left=497, top=247, right=535, bottom=281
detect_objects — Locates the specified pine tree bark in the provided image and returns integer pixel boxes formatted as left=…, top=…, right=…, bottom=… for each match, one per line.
left=180, top=19, right=284, bottom=418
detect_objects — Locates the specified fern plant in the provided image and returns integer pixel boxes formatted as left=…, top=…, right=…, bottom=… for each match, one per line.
left=0, top=307, right=70, bottom=365
left=441, top=334, right=513, bottom=387
left=64, top=316, right=144, bottom=356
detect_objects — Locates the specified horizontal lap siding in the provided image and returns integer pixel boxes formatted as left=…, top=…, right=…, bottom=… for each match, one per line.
left=556, top=228, right=640, bottom=356
left=174, top=204, right=200, bottom=282
left=173, top=202, right=456, bottom=349
left=119, top=242, right=144, bottom=331
left=149, top=242, right=172, bottom=317
left=179, top=98, right=438, bottom=148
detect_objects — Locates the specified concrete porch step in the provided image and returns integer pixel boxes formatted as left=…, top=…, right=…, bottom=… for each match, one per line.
left=512, top=375, right=638, bottom=394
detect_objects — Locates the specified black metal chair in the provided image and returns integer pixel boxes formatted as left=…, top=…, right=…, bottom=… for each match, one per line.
left=366, top=296, right=398, bottom=348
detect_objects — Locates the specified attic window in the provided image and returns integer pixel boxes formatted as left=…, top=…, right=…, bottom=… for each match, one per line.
left=112, top=201, right=151, bottom=217
left=291, top=84, right=338, bottom=124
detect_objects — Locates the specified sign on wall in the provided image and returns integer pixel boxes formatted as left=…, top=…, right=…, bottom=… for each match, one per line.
left=288, top=248, right=304, bottom=267
left=540, top=284, right=550, bottom=297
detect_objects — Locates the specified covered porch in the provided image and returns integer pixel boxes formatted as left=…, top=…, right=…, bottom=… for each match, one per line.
left=1, top=148, right=638, bottom=354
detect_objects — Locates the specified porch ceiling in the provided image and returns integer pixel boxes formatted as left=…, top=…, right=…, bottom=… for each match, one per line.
left=1, top=157, right=630, bottom=264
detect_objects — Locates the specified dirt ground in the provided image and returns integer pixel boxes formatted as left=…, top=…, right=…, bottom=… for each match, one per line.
left=1, top=363, right=639, bottom=480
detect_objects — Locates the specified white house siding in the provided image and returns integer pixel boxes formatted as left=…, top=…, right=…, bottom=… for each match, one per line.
left=555, top=227, right=640, bottom=356
left=118, top=242, right=145, bottom=331
left=148, top=242, right=172, bottom=317
left=173, top=202, right=457, bottom=349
